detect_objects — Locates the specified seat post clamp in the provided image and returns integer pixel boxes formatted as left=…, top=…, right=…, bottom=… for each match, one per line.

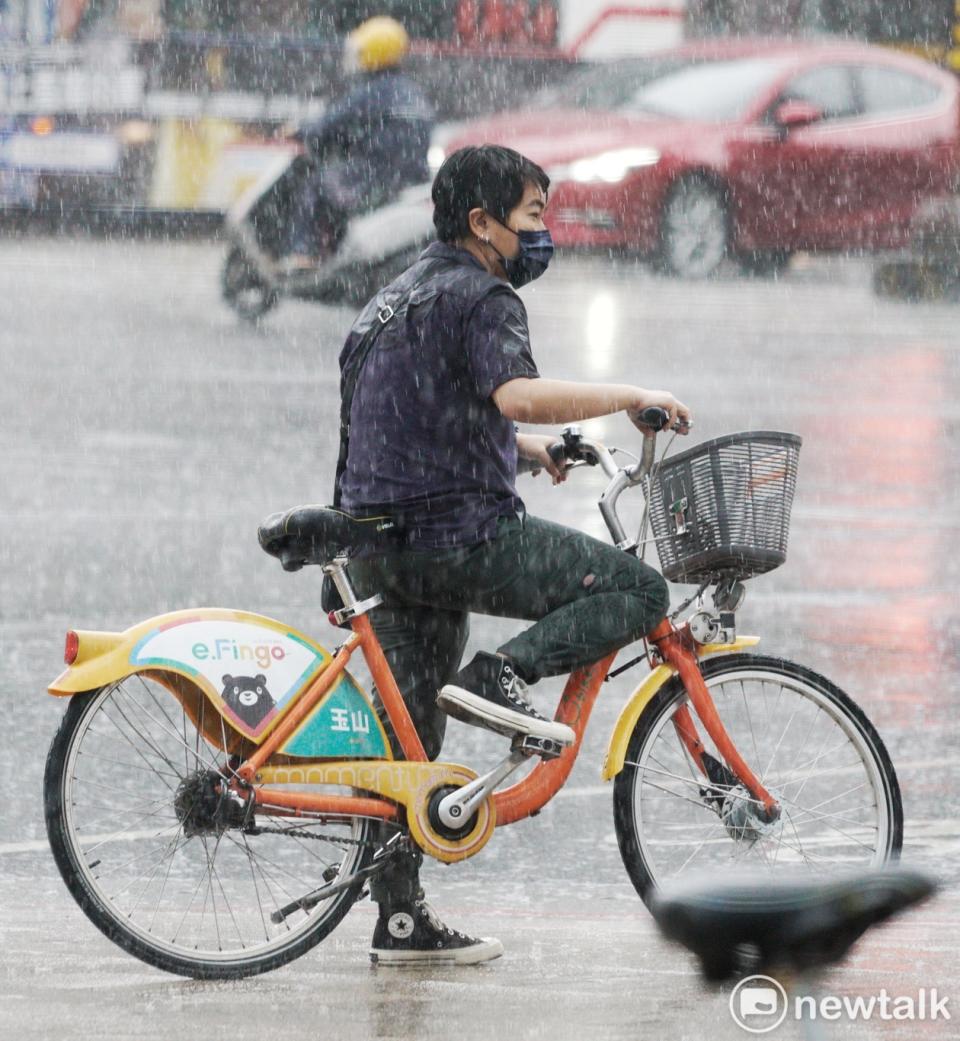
left=332, top=593, right=384, bottom=625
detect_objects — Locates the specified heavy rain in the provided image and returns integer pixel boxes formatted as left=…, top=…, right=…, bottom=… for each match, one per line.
left=2, top=2, right=959, bottom=1039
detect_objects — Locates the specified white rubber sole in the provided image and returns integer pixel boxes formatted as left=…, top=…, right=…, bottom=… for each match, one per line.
left=437, top=686, right=575, bottom=746
left=371, top=937, right=504, bottom=966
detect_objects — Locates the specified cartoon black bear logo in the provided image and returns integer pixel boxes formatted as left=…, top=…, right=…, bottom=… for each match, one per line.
left=221, top=674, right=276, bottom=729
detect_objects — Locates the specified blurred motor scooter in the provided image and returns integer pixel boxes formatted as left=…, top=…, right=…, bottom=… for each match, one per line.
left=221, top=146, right=434, bottom=321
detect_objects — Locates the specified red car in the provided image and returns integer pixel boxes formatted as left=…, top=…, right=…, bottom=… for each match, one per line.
left=439, top=38, right=960, bottom=277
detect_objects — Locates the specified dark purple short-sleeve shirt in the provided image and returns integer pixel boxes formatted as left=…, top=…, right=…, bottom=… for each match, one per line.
left=338, top=241, right=539, bottom=548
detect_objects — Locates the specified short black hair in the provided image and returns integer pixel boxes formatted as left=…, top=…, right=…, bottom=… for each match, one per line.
left=432, top=145, right=549, bottom=244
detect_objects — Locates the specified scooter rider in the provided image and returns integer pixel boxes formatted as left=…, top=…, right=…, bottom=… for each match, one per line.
left=338, top=144, right=691, bottom=965
left=283, top=15, right=435, bottom=268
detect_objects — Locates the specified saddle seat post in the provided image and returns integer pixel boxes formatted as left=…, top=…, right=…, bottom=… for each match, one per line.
left=323, top=554, right=383, bottom=624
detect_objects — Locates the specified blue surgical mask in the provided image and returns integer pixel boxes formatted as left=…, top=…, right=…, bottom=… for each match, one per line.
left=489, top=218, right=555, bottom=288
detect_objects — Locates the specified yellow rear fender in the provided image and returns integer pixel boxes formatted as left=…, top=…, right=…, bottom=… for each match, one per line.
left=601, top=637, right=760, bottom=781
left=44, top=609, right=398, bottom=756
left=49, top=608, right=332, bottom=697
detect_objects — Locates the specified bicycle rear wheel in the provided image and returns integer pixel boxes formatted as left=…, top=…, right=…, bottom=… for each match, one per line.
left=613, top=654, right=902, bottom=904
left=45, top=676, right=377, bottom=979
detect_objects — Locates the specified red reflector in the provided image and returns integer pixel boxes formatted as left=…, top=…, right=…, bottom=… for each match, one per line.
left=64, top=631, right=79, bottom=665
left=327, top=611, right=339, bottom=626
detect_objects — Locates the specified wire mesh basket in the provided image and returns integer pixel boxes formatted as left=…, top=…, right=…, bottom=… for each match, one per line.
left=647, top=431, right=802, bottom=584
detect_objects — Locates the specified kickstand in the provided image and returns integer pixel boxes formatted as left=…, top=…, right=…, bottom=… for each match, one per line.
left=270, top=831, right=408, bottom=924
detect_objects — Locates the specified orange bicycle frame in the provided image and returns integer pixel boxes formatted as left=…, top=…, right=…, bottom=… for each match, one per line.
left=233, top=610, right=778, bottom=829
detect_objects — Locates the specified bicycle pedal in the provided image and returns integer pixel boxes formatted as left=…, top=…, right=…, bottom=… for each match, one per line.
left=513, top=735, right=563, bottom=760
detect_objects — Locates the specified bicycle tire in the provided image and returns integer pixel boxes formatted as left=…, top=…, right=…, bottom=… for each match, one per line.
left=45, top=679, right=376, bottom=979
left=613, top=654, right=903, bottom=906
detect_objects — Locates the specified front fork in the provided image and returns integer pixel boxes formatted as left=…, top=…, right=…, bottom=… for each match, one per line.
left=649, top=619, right=780, bottom=823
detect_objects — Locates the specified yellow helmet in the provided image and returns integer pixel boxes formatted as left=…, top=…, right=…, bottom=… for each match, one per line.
left=347, top=16, right=409, bottom=73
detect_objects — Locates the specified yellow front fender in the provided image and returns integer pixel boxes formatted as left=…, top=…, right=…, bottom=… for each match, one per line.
left=601, top=637, right=760, bottom=781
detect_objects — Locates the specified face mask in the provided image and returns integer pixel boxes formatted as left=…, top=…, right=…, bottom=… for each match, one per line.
left=489, top=218, right=554, bottom=288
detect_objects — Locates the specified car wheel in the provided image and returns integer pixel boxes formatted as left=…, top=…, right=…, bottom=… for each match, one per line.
left=657, top=177, right=729, bottom=278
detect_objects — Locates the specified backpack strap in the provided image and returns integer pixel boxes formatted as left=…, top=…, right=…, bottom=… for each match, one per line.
left=333, top=257, right=451, bottom=508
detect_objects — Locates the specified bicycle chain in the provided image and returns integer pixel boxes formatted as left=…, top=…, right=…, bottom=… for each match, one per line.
left=244, top=822, right=398, bottom=849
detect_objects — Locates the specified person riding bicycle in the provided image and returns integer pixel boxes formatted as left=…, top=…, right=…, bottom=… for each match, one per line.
left=283, top=15, right=435, bottom=268
left=337, top=144, right=691, bottom=965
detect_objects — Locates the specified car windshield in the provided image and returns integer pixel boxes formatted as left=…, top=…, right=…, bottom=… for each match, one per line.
left=541, top=55, right=788, bottom=122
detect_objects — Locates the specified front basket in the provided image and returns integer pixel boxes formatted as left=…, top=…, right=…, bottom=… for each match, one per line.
left=647, top=431, right=801, bottom=584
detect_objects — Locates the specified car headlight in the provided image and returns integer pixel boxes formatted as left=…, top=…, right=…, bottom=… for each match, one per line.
left=427, top=144, right=446, bottom=174
left=550, top=147, right=661, bottom=185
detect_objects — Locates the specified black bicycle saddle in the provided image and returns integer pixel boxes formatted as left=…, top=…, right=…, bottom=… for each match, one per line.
left=258, top=505, right=399, bottom=572
left=650, top=867, right=937, bottom=981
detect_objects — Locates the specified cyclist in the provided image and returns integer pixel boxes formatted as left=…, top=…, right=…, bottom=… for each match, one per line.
left=338, top=144, right=691, bottom=965
left=283, top=15, right=435, bottom=268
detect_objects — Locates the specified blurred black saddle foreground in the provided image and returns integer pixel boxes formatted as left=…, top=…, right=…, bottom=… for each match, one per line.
left=650, top=867, right=937, bottom=982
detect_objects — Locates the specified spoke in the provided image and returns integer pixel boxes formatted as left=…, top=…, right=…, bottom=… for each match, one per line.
left=208, top=853, right=246, bottom=950
left=240, top=832, right=276, bottom=941
left=670, top=818, right=724, bottom=875
left=781, top=801, right=879, bottom=833
left=100, top=709, right=180, bottom=794
left=222, top=832, right=325, bottom=896
left=97, top=830, right=188, bottom=890
left=72, top=776, right=173, bottom=809
left=119, top=824, right=187, bottom=916
left=789, top=714, right=843, bottom=806
left=77, top=749, right=180, bottom=781
left=80, top=726, right=184, bottom=774
left=110, top=692, right=187, bottom=780
left=772, top=741, right=863, bottom=787
left=782, top=781, right=873, bottom=817
left=75, top=801, right=179, bottom=858
left=171, top=856, right=209, bottom=945
left=223, top=832, right=301, bottom=912
left=758, top=698, right=809, bottom=785
left=136, top=674, right=193, bottom=764
left=198, top=835, right=223, bottom=952
left=639, top=777, right=719, bottom=814
left=115, top=683, right=223, bottom=777
left=633, top=762, right=766, bottom=810
left=779, top=806, right=879, bottom=854
left=72, top=803, right=174, bottom=834
left=739, top=678, right=763, bottom=776
left=145, top=825, right=189, bottom=934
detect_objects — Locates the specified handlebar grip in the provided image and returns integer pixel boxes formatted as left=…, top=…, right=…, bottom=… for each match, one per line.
left=637, top=406, right=671, bottom=431
left=547, top=441, right=567, bottom=466
left=517, top=442, right=567, bottom=474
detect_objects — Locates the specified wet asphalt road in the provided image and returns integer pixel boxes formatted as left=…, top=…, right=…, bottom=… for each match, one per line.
left=1, top=235, right=959, bottom=1040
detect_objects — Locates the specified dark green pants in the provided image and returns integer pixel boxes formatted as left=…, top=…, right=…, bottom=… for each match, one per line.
left=350, top=513, right=669, bottom=910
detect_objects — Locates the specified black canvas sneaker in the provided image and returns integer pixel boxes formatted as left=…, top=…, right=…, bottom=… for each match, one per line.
left=370, top=899, right=504, bottom=966
left=437, top=653, right=575, bottom=746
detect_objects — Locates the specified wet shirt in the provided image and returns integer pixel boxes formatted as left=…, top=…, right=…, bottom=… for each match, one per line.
left=338, top=241, right=540, bottom=548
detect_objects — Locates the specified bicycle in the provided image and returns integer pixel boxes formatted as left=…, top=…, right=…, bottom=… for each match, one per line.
left=43, top=409, right=903, bottom=979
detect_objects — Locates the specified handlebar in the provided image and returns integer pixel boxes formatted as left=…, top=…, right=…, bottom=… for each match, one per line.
left=518, top=407, right=690, bottom=551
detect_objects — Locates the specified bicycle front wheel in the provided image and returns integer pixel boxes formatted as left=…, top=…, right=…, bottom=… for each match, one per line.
left=613, top=654, right=903, bottom=904
left=44, top=676, right=377, bottom=979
